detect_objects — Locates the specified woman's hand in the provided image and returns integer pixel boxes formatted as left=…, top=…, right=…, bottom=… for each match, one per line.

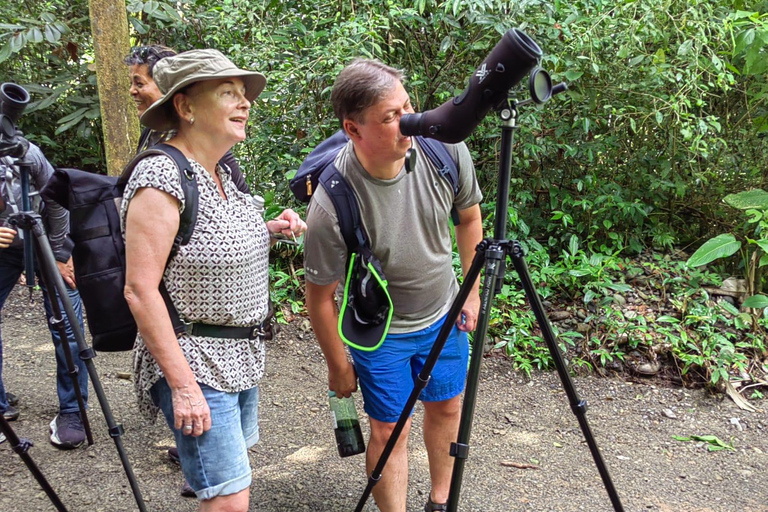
left=171, top=382, right=212, bottom=437
left=266, top=208, right=307, bottom=239
left=0, top=226, right=17, bottom=249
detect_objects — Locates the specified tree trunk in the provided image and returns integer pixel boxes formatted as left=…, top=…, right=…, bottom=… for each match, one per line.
left=88, top=0, right=138, bottom=176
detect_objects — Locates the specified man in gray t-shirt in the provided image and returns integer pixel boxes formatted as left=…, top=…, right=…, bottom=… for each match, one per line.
left=304, top=59, right=483, bottom=512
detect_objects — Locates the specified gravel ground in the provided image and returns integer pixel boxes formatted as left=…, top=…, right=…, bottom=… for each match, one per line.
left=0, top=287, right=766, bottom=512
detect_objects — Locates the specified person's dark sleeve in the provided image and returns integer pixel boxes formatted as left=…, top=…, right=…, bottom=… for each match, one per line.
left=27, top=145, right=72, bottom=262
left=220, top=150, right=250, bottom=195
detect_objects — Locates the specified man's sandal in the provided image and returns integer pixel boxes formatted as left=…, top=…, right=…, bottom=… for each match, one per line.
left=425, top=496, right=448, bottom=511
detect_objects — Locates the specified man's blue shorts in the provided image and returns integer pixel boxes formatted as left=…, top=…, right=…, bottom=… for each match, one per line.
left=349, top=312, right=469, bottom=423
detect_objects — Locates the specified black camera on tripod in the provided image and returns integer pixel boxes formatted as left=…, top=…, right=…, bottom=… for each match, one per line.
left=0, top=82, right=31, bottom=159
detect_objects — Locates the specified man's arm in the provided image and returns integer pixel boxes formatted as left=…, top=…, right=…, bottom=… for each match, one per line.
left=26, top=145, right=76, bottom=287
left=306, top=279, right=357, bottom=398
left=26, top=145, right=71, bottom=263
left=454, top=203, right=483, bottom=331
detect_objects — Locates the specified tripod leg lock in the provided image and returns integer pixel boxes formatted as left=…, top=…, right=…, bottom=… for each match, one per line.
left=571, top=399, right=588, bottom=416
left=450, top=442, right=469, bottom=460
left=49, top=315, right=65, bottom=331
left=109, top=424, right=125, bottom=438
left=12, top=437, right=35, bottom=455
left=79, top=347, right=96, bottom=361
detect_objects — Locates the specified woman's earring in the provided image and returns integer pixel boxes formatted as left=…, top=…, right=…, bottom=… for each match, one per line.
left=189, top=117, right=195, bottom=125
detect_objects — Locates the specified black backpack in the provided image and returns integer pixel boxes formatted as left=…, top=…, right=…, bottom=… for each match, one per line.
left=41, top=144, right=198, bottom=352
left=290, top=130, right=460, bottom=255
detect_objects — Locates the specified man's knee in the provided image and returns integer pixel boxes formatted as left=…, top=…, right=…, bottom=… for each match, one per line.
left=423, top=396, right=462, bottom=420
left=369, top=418, right=411, bottom=447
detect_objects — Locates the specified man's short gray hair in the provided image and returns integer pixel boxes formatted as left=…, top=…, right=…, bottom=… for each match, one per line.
left=331, top=58, right=405, bottom=126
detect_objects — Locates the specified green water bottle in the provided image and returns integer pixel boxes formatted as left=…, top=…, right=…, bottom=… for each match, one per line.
left=328, top=391, right=365, bottom=457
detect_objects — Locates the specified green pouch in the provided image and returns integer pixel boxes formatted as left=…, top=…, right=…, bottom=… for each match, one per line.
left=338, top=248, right=393, bottom=351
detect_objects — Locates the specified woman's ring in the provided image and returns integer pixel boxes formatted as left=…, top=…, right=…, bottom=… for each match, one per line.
left=183, top=424, right=193, bottom=431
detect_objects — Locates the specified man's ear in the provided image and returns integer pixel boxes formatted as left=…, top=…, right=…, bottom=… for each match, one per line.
left=343, top=119, right=361, bottom=140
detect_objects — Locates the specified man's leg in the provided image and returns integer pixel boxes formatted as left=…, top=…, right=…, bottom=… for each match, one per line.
left=414, top=315, right=469, bottom=508
left=0, top=248, right=24, bottom=417
left=39, top=279, right=88, bottom=449
left=39, top=282, right=88, bottom=414
left=368, top=417, right=412, bottom=512
left=422, top=396, right=462, bottom=504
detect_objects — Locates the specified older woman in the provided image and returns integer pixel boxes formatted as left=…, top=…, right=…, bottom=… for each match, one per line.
left=121, top=49, right=305, bottom=512
left=124, top=45, right=250, bottom=195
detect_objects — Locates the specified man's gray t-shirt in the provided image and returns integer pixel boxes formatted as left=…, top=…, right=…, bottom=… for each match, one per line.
left=303, top=138, right=482, bottom=333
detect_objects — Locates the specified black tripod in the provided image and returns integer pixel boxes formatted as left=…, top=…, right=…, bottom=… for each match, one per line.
left=355, top=78, right=625, bottom=511
left=0, top=414, right=69, bottom=511
left=2, top=156, right=148, bottom=512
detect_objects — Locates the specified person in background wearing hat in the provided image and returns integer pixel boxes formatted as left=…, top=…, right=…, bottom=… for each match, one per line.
left=303, top=59, right=483, bottom=512
left=121, top=48, right=306, bottom=511
left=123, top=43, right=252, bottom=498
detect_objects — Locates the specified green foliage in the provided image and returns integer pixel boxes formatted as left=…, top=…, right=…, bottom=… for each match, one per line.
left=2, top=0, right=767, bottom=390
left=672, top=434, right=735, bottom=451
left=0, top=0, right=102, bottom=170
left=687, top=189, right=768, bottom=309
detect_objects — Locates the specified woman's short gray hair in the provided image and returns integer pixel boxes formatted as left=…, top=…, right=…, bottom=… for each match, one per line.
left=331, top=59, right=405, bottom=126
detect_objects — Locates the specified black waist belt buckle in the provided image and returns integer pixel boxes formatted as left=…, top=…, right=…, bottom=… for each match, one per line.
left=186, top=321, right=268, bottom=340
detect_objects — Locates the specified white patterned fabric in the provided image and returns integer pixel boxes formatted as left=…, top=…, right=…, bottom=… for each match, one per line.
left=120, top=154, right=270, bottom=420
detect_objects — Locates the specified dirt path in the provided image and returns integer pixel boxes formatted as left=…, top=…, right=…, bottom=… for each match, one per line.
left=0, top=288, right=766, bottom=511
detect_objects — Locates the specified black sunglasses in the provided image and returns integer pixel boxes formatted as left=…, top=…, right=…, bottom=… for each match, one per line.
left=132, top=46, right=174, bottom=64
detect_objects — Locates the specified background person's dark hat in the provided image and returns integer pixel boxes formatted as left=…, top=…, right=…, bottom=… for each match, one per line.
left=338, top=248, right=393, bottom=352
left=140, top=49, right=266, bottom=132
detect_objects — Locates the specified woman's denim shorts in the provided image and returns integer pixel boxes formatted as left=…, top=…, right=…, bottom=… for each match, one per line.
left=151, top=379, right=259, bottom=501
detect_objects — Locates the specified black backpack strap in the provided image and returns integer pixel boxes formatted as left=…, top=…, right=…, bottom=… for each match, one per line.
left=119, top=144, right=199, bottom=337
left=155, top=143, right=199, bottom=257
left=318, top=165, right=366, bottom=258
left=415, top=136, right=462, bottom=225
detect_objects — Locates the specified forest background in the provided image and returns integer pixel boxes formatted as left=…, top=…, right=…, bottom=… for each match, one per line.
left=1, top=0, right=767, bottom=399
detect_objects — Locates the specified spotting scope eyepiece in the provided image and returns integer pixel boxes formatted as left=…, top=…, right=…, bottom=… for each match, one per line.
left=0, top=83, right=30, bottom=127
left=400, top=28, right=542, bottom=143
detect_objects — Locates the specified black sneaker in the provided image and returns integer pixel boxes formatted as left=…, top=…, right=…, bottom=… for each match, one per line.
left=2, top=405, right=19, bottom=421
left=6, top=392, right=18, bottom=406
left=49, top=412, right=85, bottom=449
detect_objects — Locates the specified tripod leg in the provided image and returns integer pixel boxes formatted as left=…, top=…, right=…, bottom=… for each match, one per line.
left=32, top=248, right=94, bottom=446
left=354, top=246, right=487, bottom=512
left=27, top=218, right=148, bottom=512
left=508, top=241, right=625, bottom=512
left=445, top=243, right=506, bottom=512
left=0, top=415, right=69, bottom=511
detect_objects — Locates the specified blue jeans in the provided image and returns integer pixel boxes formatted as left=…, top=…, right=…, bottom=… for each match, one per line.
left=0, top=247, right=88, bottom=414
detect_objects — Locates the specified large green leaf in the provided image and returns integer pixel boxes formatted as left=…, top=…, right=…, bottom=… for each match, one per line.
left=686, top=234, right=741, bottom=267
left=723, top=189, right=768, bottom=210
left=742, top=294, right=768, bottom=309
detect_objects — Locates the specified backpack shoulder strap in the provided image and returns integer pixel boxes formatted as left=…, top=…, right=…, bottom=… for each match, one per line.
left=155, top=143, right=199, bottom=252
left=318, top=165, right=366, bottom=258
left=120, top=144, right=199, bottom=254
left=415, top=136, right=462, bottom=225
